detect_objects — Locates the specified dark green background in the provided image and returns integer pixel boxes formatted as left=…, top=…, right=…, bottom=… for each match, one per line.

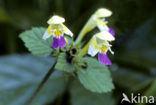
left=0, top=0, right=156, bottom=105
left=0, top=0, right=155, bottom=55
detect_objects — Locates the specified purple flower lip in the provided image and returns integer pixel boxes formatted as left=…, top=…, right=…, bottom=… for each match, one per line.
left=98, top=53, right=112, bottom=65
left=52, top=36, right=66, bottom=49
left=109, top=27, right=115, bottom=36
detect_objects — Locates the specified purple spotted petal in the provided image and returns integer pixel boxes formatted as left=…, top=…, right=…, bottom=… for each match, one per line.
left=98, top=53, right=112, bottom=65
left=109, top=27, right=115, bottom=36
left=58, top=36, right=66, bottom=48
left=53, top=37, right=59, bottom=49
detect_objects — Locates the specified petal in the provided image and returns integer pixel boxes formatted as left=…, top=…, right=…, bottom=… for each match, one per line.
left=83, top=15, right=97, bottom=33
left=95, top=31, right=115, bottom=41
left=109, top=47, right=114, bottom=55
left=97, top=24, right=109, bottom=32
left=52, top=37, right=59, bottom=49
left=43, top=32, right=51, bottom=40
left=109, top=27, right=115, bottom=36
left=47, top=15, right=65, bottom=24
left=61, top=24, right=73, bottom=37
left=98, top=53, right=112, bottom=65
left=95, top=8, right=112, bottom=18
left=58, top=36, right=66, bottom=48
left=97, top=19, right=109, bottom=32
left=88, top=44, right=99, bottom=56
left=96, top=39, right=110, bottom=47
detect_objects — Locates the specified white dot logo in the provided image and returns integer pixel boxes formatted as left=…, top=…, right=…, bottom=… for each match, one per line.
left=121, top=93, right=131, bottom=103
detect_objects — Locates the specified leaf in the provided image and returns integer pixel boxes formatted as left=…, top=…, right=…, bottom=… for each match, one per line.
left=70, top=80, right=115, bottom=105
left=135, top=79, right=156, bottom=105
left=143, top=79, right=156, bottom=97
left=0, top=54, right=66, bottom=105
left=19, top=27, right=53, bottom=56
left=65, top=36, right=73, bottom=45
left=77, top=57, right=114, bottom=93
left=55, top=53, right=75, bottom=72
left=111, top=65, right=153, bottom=92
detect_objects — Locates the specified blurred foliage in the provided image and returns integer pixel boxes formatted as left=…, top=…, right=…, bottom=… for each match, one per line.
left=0, top=54, right=66, bottom=105
left=70, top=80, right=115, bottom=105
left=0, top=0, right=156, bottom=105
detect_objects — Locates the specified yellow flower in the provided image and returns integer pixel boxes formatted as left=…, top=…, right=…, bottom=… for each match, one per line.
left=85, top=8, right=112, bottom=32
left=47, top=15, right=65, bottom=24
left=89, top=8, right=112, bottom=31
left=88, top=32, right=114, bottom=56
left=43, top=15, right=73, bottom=49
left=95, top=8, right=112, bottom=17
left=43, top=15, right=73, bottom=40
left=87, top=32, right=114, bottom=65
left=94, top=31, right=115, bottom=41
left=75, top=8, right=112, bottom=44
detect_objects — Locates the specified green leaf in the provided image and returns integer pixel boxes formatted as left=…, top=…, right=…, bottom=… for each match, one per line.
left=65, top=36, right=73, bottom=45
left=0, top=54, right=66, bottom=105
left=55, top=53, right=75, bottom=72
left=70, top=80, right=115, bottom=105
left=111, top=65, right=153, bottom=92
left=19, top=27, right=53, bottom=56
left=77, top=57, right=114, bottom=93
left=143, top=79, right=156, bottom=97
left=136, top=79, right=156, bottom=105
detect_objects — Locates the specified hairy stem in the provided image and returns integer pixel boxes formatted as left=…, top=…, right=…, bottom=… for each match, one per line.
left=24, top=61, right=57, bottom=105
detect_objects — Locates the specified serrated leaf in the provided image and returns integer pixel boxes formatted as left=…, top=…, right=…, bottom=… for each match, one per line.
left=70, top=80, right=115, bottom=105
left=55, top=53, right=75, bottom=72
left=77, top=57, right=114, bottom=93
left=0, top=54, right=66, bottom=105
left=19, top=27, right=53, bottom=56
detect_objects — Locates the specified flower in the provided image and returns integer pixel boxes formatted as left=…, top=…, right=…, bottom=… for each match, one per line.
left=88, top=31, right=115, bottom=65
left=43, top=15, right=73, bottom=49
left=75, top=8, right=114, bottom=44
left=96, top=19, right=115, bottom=36
left=85, top=8, right=112, bottom=33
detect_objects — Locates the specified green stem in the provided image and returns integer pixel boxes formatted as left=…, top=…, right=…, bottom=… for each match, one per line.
left=74, top=27, right=86, bottom=45
left=74, top=15, right=95, bottom=46
left=78, top=41, right=90, bottom=57
left=24, top=61, right=57, bottom=105
left=74, top=16, right=93, bottom=46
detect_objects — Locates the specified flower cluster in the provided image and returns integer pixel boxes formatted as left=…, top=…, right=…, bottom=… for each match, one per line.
left=43, top=8, right=115, bottom=65
left=87, top=8, right=115, bottom=65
